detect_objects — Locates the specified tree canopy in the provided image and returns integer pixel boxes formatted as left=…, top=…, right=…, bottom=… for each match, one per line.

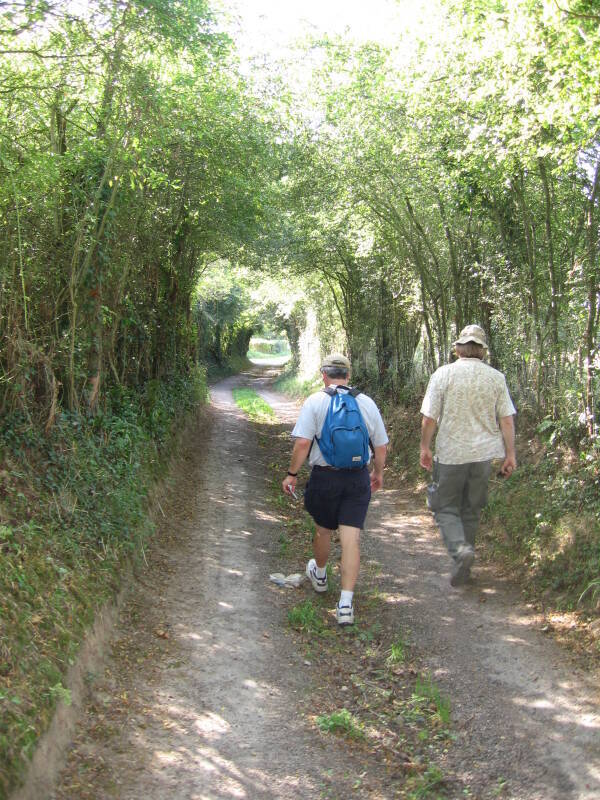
left=1, top=0, right=599, bottom=437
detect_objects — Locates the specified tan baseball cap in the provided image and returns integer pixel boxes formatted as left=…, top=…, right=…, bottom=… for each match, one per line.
left=454, top=324, right=488, bottom=348
left=321, top=352, right=351, bottom=370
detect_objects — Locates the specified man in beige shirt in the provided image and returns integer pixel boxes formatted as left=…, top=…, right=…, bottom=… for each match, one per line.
left=420, top=325, right=517, bottom=586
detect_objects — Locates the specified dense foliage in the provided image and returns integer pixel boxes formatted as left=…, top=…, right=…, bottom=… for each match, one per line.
left=277, top=1, right=600, bottom=440
left=0, top=0, right=277, bottom=422
left=0, top=3, right=276, bottom=793
left=7, top=1, right=596, bottom=434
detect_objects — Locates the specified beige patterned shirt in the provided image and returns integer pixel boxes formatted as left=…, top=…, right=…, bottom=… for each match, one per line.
left=421, top=358, right=516, bottom=464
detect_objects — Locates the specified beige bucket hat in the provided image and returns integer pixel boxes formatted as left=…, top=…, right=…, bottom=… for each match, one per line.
left=454, top=324, right=488, bottom=348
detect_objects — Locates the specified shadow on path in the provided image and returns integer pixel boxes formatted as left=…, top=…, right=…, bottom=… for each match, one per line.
left=261, top=374, right=600, bottom=800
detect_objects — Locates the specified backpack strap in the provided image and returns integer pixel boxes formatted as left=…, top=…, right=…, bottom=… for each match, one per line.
left=309, top=386, right=337, bottom=460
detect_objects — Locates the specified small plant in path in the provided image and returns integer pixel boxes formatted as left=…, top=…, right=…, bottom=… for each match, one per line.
left=287, top=599, right=324, bottom=634
left=316, top=709, right=365, bottom=739
left=387, top=635, right=407, bottom=665
left=261, top=401, right=464, bottom=795
left=407, top=764, right=447, bottom=799
left=413, top=674, right=451, bottom=725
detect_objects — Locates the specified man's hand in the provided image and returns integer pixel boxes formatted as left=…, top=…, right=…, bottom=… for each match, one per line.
left=420, top=446, right=433, bottom=471
left=500, top=454, right=516, bottom=477
left=282, top=475, right=297, bottom=497
left=420, top=416, right=436, bottom=471
left=282, top=438, right=311, bottom=499
left=370, top=471, right=383, bottom=491
left=371, top=444, right=387, bottom=491
left=499, top=415, right=516, bottom=477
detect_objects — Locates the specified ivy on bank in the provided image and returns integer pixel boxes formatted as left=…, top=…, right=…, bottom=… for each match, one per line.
left=0, top=367, right=207, bottom=800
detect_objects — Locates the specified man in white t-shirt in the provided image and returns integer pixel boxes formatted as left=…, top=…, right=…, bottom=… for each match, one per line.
left=420, top=325, right=517, bottom=586
left=282, top=353, right=388, bottom=625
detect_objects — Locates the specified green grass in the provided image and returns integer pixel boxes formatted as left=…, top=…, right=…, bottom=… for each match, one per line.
left=316, top=708, right=365, bottom=739
left=413, top=674, right=451, bottom=725
left=247, top=337, right=290, bottom=358
left=408, top=764, right=447, bottom=799
left=287, top=599, right=324, bottom=634
left=267, top=379, right=458, bottom=793
left=273, top=370, right=321, bottom=399
left=482, top=461, right=600, bottom=611
left=387, top=634, right=407, bottom=665
left=278, top=533, right=291, bottom=556
left=247, top=349, right=290, bottom=361
left=232, top=388, right=275, bottom=421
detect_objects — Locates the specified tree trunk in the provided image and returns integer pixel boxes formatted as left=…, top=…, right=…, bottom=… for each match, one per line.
left=583, top=159, right=600, bottom=436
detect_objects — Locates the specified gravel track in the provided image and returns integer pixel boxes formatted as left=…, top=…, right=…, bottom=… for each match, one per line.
left=46, top=369, right=600, bottom=800
left=258, top=374, right=600, bottom=800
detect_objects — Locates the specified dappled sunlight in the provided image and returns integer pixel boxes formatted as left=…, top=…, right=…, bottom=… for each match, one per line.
left=359, top=479, right=600, bottom=797
left=383, top=593, right=412, bottom=604
left=155, top=749, right=185, bottom=766
left=125, top=614, right=304, bottom=798
left=253, top=509, right=280, bottom=522
left=134, top=685, right=302, bottom=799
left=513, top=697, right=554, bottom=711
left=102, top=376, right=326, bottom=798
left=194, top=712, right=231, bottom=738
left=510, top=693, right=600, bottom=730
left=55, top=371, right=600, bottom=799
left=503, top=609, right=547, bottom=627
left=502, top=635, right=530, bottom=646
left=8, top=0, right=599, bottom=786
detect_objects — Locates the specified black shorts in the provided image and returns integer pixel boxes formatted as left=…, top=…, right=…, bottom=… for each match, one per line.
left=304, top=466, right=371, bottom=530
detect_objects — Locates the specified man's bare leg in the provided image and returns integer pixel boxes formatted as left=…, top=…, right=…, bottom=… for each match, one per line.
left=313, top=526, right=332, bottom=568
left=338, top=524, right=360, bottom=591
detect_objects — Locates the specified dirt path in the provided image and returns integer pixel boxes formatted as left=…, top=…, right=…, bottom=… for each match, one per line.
left=258, top=379, right=600, bottom=800
left=51, top=372, right=386, bottom=800
left=49, top=371, right=599, bottom=800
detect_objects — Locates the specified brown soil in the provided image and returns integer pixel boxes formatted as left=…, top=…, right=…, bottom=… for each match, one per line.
left=42, top=369, right=600, bottom=800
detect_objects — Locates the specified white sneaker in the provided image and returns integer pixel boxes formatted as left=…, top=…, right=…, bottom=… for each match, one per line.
left=306, top=558, right=328, bottom=593
left=450, top=546, right=475, bottom=587
left=336, top=603, right=355, bottom=626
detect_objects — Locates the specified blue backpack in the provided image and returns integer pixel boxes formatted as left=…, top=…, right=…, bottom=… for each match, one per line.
left=315, top=386, right=371, bottom=469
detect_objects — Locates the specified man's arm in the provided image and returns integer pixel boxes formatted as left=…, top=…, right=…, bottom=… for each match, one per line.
left=370, top=444, right=387, bottom=491
left=499, top=415, right=517, bottom=476
left=420, top=415, right=437, bottom=471
left=282, top=437, right=312, bottom=495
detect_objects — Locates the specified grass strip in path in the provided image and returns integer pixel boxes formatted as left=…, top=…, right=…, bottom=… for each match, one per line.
left=232, top=388, right=276, bottom=422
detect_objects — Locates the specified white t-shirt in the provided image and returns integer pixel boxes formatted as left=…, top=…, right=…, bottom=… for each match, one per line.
left=292, top=385, right=389, bottom=467
left=420, top=358, right=516, bottom=464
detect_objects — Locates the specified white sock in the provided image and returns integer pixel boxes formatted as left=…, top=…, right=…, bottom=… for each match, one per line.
left=315, top=564, right=327, bottom=579
left=339, top=590, right=353, bottom=608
